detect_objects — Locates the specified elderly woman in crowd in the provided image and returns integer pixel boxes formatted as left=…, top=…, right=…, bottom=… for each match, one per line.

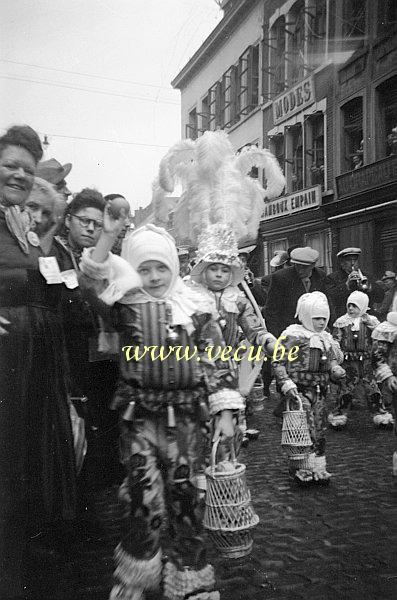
left=0, top=125, right=76, bottom=599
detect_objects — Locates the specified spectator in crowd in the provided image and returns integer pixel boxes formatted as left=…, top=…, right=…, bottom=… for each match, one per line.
left=265, top=246, right=333, bottom=338
left=0, top=125, right=76, bottom=599
left=36, top=157, right=73, bottom=202
left=374, top=271, right=397, bottom=321
left=25, top=176, right=67, bottom=253
left=53, top=189, right=121, bottom=511
left=326, top=248, right=385, bottom=319
left=261, top=250, right=289, bottom=400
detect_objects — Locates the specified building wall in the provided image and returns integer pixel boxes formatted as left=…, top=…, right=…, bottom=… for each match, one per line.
left=172, top=0, right=397, bottom=277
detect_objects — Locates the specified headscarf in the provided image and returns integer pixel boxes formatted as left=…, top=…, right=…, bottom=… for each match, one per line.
left=284, top=292, right=332, bottom=350
left=347, top=290, right=369, bottom=316
left=334, top=290, right=370, bottom=331
left=295, top=291, right=330, bottom=332
left=120, top=224, right=214, bottom=332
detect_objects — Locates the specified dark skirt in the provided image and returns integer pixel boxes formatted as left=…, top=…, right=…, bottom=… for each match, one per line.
left=0, top=303, right=77, bottom=595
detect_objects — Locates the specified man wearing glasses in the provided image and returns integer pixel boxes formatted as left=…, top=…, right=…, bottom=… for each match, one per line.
left=54, top=189, right=122, bottom=522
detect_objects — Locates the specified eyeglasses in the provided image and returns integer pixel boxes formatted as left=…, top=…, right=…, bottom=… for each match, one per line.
left=70, top=214, right=103, bottom=230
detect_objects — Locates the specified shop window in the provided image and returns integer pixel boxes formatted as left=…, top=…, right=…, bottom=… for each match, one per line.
left=269, top=17, right=286, bottom=96
left=289, top=0, right=306, bottom=86
left=289, top=124, right=304, bottom=192
left=377, top=0, right=397, bottom=39
left=304, top=230, right=332, bottom=274
left=306, top=114, right=325, bottom=189
left=341, top=97, right=363, bottom=172
left=186, top=108, right=198, bottom=140
left=342, top=0, right=366, bottom=48
left=376, top=76, right=397, bottom=159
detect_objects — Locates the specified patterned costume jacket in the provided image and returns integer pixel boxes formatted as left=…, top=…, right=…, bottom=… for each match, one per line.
left=186, top=281, right=274, bottom=349
left=272, top=330, right=342, bottom=455
left=372, top=323, right=397, bottom=415
left=80, top=274, right=244, bottom=599
left=332, top=315, right=381, bottom=409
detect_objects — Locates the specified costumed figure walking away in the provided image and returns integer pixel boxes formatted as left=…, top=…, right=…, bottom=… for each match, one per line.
left=273, top=292, right=346, bottom=485
left=328, top=291, right=393, bottom=429
left=79, top=214, right=245, bottom=600
left=0, top=126, right=76, bottom=599
left=154, top=130, right=285, bottom=445
left=371, top=312, right=397, bottom=474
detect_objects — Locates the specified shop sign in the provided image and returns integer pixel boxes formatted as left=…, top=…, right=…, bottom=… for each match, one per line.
left=273, top=76, right=315, bottom=124
left=262, top=185, right=321, bottom=221
left=336, top=154, right=397, bottom=199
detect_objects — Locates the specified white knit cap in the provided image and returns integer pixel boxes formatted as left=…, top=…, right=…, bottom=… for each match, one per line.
left=295, top=291, right=330, bottom=332
left=347, top=290, right=369, bottom=316
left=121, top=224, right=179, bottom=290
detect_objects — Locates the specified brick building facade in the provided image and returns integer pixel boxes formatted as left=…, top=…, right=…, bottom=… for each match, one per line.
left=172, top=0, right=397, bottom=277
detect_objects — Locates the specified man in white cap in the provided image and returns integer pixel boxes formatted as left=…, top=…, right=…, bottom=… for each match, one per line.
left=265, top=246, right=332, bottom=338
left=326, top=247, right=384, bottom=318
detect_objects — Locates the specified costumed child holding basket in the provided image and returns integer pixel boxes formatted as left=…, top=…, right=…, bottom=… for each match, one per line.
left=328, top=290, right=393, bottom=429
left=79, top=215, right=245, bottom=600
left=155, top=131, right=286, bottom=445
left=273, top=292, right=345, bottom=485
left=371, top=312, right=397, bottom=475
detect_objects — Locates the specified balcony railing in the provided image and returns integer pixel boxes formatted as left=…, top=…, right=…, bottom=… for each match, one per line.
left=335, top=154, right=397, bottom=199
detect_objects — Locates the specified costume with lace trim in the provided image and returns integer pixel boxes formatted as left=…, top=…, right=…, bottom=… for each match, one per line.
left=332, top=313, right=385, bottom=418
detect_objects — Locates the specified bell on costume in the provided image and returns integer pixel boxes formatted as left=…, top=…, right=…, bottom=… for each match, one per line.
left=166, top=325, right=180, bottom=344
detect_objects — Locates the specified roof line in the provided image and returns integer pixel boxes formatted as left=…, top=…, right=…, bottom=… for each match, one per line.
left=171, top=0, right=259, bottom=89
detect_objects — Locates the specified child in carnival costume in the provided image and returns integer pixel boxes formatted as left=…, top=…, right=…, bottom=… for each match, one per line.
left=80, top=214, right=245, bottom=600
left=273, top=292, right=346, bottom=484
left=371, top=312, right=397, bottom=473
left=328, top=291, right=393, bottom=429
left=155, top=131, right=286, bottom=442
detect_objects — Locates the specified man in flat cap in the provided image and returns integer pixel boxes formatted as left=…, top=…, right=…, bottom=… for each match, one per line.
left=265, top=246, right=333, bottom=338
left=326, top=247, right=384, bottom=319
left=36, top=158, right=73, bottom=201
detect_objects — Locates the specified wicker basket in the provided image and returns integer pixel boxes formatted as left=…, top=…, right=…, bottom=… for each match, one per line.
left=249, top=384, right=265, bottom=413
left=204, top=440, right=259, bottom=559
left=281, top=395, right=312, bottom=450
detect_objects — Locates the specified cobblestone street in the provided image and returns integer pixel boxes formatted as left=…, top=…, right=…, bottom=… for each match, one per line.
left=28, top=397, right=397, bottom=600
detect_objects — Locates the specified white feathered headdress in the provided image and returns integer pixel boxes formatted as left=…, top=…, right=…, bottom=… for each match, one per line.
left=154, top=130, right=285, bottom=246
